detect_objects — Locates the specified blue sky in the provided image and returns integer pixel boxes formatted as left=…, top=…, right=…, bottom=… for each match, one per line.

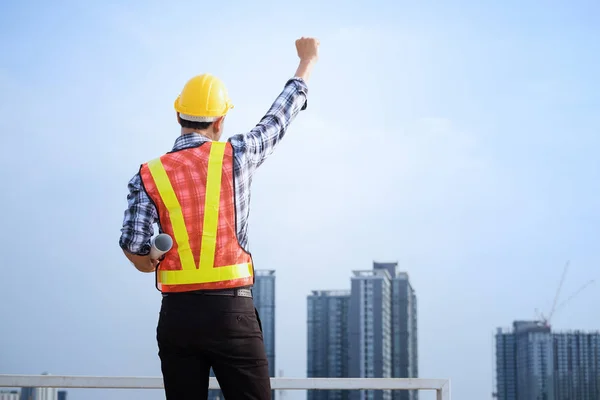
left=1, top=0, right=599, bottom=399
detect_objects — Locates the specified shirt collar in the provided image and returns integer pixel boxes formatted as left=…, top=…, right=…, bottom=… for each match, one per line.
left=172, top=132, right=211, bottom=151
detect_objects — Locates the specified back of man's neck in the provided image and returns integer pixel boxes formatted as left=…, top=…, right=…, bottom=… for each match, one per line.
left=181, top=128, right=213, bottom=140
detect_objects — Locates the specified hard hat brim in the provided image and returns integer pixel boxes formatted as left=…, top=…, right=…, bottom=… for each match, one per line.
left=174, top=96, right=233, bottom=119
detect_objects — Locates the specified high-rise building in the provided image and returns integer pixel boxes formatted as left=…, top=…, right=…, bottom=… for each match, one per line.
left=495, top=329, right=517, bottom=400
left=0, top=391, right=19, bottom=400
left=348, top=269, right=392, bottom=400
left=19, top=388, right=33, bottom=400
left=306, top=262, right=418, bottom=400
left=307, top=290, right=351, bottom=400
left=19, top=387, right=56, bottom=400
left=208, top=270, right=276, bottom=400
left=254, top=270, right=277, bottom=400
left=494, top=320, right=600, bottom=400
left=254, top=270, right=276, bottom=379
left=515, top=321, right=554, bottom=399
left=553, top=331, right=600, bottom=399
left=373, top=263, right=418, bottom=400
left=495, top=321, right=554, bottom=399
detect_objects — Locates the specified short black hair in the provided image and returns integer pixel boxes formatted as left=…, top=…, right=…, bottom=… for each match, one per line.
left=178, top=117, right=213, bottom=131
left=177, top=113, right=213, bottom=130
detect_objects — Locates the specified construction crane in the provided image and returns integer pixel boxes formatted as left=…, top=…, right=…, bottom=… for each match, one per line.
left=494, top=261, right=595, bottom=398
left=537, top=260, right=595, bottom=329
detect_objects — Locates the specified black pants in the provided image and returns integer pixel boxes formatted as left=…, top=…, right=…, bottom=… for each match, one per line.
left=157, top=292, right=271, bottom=400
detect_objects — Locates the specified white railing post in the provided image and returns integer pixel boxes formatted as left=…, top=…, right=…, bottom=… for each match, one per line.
left=436, top=379, right=451, bottom=400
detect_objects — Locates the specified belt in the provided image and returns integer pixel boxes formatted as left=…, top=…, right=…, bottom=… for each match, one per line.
left=205, top=288, right=252, bottom=297
left=162, top=288, right=252, bottom=297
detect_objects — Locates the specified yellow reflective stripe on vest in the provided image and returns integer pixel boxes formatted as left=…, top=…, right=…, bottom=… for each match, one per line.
left=199, top=141, right=226, bottom=272
left=159, top=262, right=253, bottom=285
left=148, top=142, right=252, bottom=285
left=147, top=158, right=196, bottom=271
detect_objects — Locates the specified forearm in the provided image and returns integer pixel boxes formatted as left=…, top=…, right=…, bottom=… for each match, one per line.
left=294, top=59, right=317, bottom=83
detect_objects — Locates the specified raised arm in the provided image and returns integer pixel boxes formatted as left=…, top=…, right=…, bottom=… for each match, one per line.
left=231, top=37, right=319, bottom=169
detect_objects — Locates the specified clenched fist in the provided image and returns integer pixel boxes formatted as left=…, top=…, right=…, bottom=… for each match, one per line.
left=296, top=37, right=320, bottom=62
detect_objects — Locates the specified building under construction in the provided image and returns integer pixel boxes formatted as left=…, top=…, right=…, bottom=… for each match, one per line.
left=494, top=320, right=600, bottom=400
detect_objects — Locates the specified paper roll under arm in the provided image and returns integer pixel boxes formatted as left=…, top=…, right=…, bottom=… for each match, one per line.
left=149, top=233, right=173, bottom=259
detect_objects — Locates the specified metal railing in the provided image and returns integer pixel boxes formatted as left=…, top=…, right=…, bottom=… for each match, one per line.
left=0, top=374, right=450, bottom=400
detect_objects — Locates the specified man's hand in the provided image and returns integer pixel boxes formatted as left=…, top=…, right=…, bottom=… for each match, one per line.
left=296, top=37, right=319, bottom=63
left=122, top=249, right=159, bottom=273
left=138, top=258, right=159, bottom=273
left=294, top=37, right=319, bottom=83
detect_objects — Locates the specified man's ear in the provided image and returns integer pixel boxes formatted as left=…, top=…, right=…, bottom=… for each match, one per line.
left=213, top=116, right=225, bottom=133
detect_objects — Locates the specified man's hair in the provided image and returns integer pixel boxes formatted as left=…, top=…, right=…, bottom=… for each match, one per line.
left=178, top=118, right=213, bottom=131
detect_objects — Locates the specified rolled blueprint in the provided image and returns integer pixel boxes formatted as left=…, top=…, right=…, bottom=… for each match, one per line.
left=149, top=233, right=173, bottom=259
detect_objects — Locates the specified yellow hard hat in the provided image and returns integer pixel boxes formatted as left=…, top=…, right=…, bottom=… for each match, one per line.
left=174, top=74, right=233, bottom=122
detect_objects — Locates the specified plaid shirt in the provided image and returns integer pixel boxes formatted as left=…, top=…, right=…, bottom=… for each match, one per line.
left=119, top=77, right=308, bottom=256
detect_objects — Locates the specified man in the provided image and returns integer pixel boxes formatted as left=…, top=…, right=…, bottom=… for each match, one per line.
left=118, top=37, right=319, bottom=400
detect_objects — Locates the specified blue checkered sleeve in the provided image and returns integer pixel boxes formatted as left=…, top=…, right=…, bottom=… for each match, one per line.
left=229, top=77, right=308, bottom=170
left=119, top=173, right=158, bottom=255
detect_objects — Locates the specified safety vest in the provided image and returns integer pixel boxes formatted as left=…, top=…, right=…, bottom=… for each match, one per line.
left=139, top=141, right=254, bottom=293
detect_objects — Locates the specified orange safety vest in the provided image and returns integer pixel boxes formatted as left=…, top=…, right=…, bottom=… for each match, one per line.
left=139, top=141, right=254, bottom=293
